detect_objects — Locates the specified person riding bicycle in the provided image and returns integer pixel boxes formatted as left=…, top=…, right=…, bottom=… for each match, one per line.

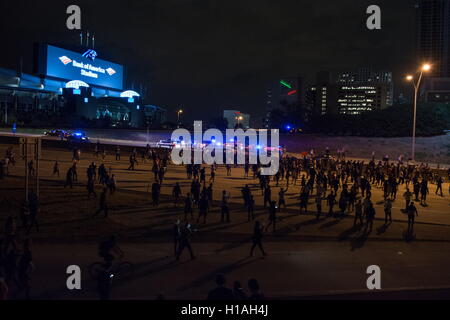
left=98, top=236, right=124, bottom=265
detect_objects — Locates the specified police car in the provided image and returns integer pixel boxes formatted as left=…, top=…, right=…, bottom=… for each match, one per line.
left=66, top=131, right=90, bottom=143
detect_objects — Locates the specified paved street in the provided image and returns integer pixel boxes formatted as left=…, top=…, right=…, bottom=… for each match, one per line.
left=1, top=140, right=450, bottom=299
left=30, top=241, right=450, bottom=300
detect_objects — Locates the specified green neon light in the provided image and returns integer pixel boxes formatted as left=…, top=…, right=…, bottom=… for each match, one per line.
left=280, top=80, right=292, bottom=89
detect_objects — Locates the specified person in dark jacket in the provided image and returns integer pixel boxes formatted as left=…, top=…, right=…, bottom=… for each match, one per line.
left=176, top=223, right=196, bottom=261
left=93, top=188, right=109, bottom=218
left=365, top=202, right=376, bottom=233
left=207, top=274, right=234, bottom=300
left=248, top=278, right=265, bottom=300
left=250, top=221, right=266, bottom=257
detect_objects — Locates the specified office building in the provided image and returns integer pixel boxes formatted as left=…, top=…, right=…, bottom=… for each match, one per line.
left=307, top=69, right=392, bottom=116
left=417, top=0, right=450, bottom=77
left=416, top=0, right=450, bottom=102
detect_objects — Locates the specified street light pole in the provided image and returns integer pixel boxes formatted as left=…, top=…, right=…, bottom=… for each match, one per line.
left=411, top=72, right=421, bottom=162
left=177, top=109, right=183, bottom=128
left=407, top=64, right=430, bottom=162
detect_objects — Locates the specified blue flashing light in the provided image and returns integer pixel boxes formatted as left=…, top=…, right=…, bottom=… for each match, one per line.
left=285, top=125, right=292, bottom=130
left=74, top=132, right=83, bottom=136
left=256, top=145, right=262, bottom=150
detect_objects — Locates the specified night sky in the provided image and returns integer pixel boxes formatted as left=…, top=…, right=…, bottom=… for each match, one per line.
left=0, top=0, right=417, bottom=125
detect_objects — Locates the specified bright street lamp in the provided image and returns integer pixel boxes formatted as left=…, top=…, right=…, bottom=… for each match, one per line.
left=406, top=63, right=431, bottom=161
left=235, top=116, right=243, bottom=127
left=177, top=109, right=183, bottom=127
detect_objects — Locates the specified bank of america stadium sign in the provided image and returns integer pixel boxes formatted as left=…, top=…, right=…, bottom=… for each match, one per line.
left=44, top=44, right=123, bottom=91
left=58, top=56, right=117, bottom=79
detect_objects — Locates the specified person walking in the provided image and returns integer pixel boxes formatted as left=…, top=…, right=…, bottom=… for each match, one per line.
left=250, top=221, right=266, bottom=257
left=52, top=161, right=60, bottom=177
left=115, top=146, right=121, bottom=161
left=263, top=186, right=271, bottom=208
left=87, top=178, right=97, bottom=199
left=315, top=192, right=323, bottom=219
left=435, top=176, right=444, bottom=196
left=221, top=190, right=230, bottom=223
left=407, top=202, right=419, bottom=233
left=197, top=195, right=209, bottom=224
left=327, top=192, right=336, bottom=216
left=247, top=195, right=255, bottom=222
left=108, top=174, right=117, bottom=195
left=28, top=160, right=35, bottom=177
left=354, top=199, right=363, bottom=226
left=265, top=201, right=277, bottom=232
left=93, top=188, right=109, bottom=218
left=413, top=182, right=420, bottom=202
left=184, top=193, right=194, bottom=220
left=384, top=198, right=393, bottom=224
left=365, top=202, right=376, bottom=233
left=65, top=167, right=74, bottom=189
left=172, top=183, right=182, bottom=207
left=128, top=154, right=136, bottom=171
left=420, top=180, right=429, bottom=206
left=176, top=223, right=196, bottom=261
left=403, top=188, right=412, bottom=210
left=299, top=190, right=308, bottom=214
left=278, top=188, right=286, bottom=211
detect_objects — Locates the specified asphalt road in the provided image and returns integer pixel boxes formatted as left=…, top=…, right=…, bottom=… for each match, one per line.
left=1, top=135, right=450, bottom=300
left=30, top=240, right=450, bottom=300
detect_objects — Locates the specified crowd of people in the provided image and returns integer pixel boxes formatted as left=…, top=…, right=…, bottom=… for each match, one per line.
left=0, top=209, right=35, bottom=300
left=207, top=274, right=265, bottom=300
left=1, top=140, right=449, bottom=300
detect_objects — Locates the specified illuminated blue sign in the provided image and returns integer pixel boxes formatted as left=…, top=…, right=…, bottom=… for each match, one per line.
left=44, top=45, right=123, bottom=90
